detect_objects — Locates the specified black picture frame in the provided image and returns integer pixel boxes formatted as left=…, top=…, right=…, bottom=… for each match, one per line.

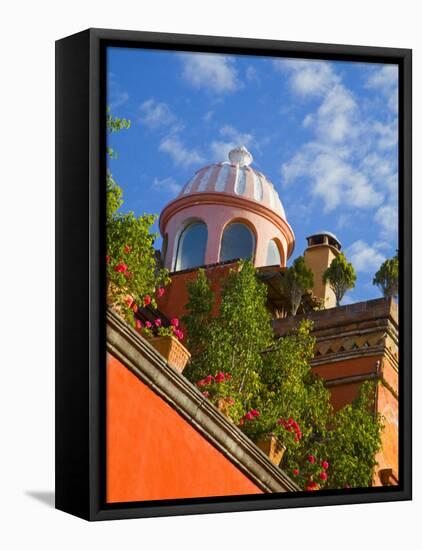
left=55, top=28, right=412, bottom=521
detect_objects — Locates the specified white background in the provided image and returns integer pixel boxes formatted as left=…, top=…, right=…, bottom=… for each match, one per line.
left=0, top=1, right=419, bottom=548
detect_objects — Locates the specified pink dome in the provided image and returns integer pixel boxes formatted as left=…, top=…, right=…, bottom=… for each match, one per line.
left=179, top=146, right=287, bottom=219
left=159, top=146, right=295, bottom=272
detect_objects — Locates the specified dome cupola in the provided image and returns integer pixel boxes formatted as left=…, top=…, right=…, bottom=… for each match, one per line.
left=159, top=147, right=295, bottom=272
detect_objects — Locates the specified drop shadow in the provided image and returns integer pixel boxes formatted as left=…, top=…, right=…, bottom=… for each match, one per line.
left=26, top=491, right=55, bottom=508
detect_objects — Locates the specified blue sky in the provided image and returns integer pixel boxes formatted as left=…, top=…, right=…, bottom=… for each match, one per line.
left=107, top=47, right=398, bottom=304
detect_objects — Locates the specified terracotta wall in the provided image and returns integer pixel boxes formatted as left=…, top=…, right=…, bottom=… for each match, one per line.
left=106, top=353, right=263, bottom=503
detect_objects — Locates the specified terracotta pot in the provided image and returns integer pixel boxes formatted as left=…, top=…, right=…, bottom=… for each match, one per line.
left=148, top=335, right=191, bottom=374
left=256, top=435, right=286, bottom=466
left=216, top=397, right=233, bottom=418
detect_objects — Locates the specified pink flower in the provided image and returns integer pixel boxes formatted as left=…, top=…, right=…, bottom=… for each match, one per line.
left=251, top=409, right=260, bottom=417
left=131, top=303, right=138, bottom=313
left=123, top=245, right=131, bottom=254
left=143, top=295, right=151, bottom=306
left=319, top=471, right=328, bottom=481
left=114, top=262, right=128, bottom=273
left=215, top=372, right=225, bottom=383
left=125, top=296, right=133, bottom=307
left=321, top=460, right=329, bottom=470
left=176, top=330, right=184, bottom=341
left=293, top=468, right=299, bottom=476
left=308, top=455, right=316, bottom=464
left=145, top=321, right=152, bottom=329
left=154, top=318, right=162, bottom=327
left=170, top=318, right=179, bottom=327
left=202, top=391, right=210, bottom=398
left=205, top=375, right=214, bottom=384
left=245, top=412, right=254, bottom=421
left=197, top=379, right=206, bottom=387
left=135, top=319, right=143, bottom=330
left=157, top=287, right=165, bottom=297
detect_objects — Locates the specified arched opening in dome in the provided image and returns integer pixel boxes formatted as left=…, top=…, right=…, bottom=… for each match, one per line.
left=174, top=221, right=208, bottom=271
left=220, top=222, right=255, bottom=263
left=266, top=239, right=282, bottom=266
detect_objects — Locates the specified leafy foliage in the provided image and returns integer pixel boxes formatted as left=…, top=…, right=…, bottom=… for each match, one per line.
left=323, top=252, right=357, bottom=306
left=281, top=255, right=314, bottom=316
left=183, top=262, right=383, bottom=490
left=106, top=110, right=170, bottom=324
left=373, top=252, right=399, bottom=299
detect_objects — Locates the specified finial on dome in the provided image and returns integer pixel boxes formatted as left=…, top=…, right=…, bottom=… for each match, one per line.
left=228, top=145, right=253, bottom=167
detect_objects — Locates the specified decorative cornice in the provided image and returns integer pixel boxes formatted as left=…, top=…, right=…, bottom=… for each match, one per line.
left=159, top=192, right=296, bottom=258
left=106, top=308, right=298, bottom=494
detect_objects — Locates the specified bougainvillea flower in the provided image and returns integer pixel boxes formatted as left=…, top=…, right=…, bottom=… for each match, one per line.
left=251, top=409, right=260, bottom=417
left=114, top=262, right=128, bottom=273
left=143, top=295, right=152, bottom=306
left=131, top=303, right=138, bottom=313
left=145, top=321, right=152, bottom=328
left=177, top=330, right=184, bottom=340
left=321, top=460, right=329, bottom=470
left=308, top=455, right=316, bottom=464
left=319, top=471, right=328, bottom=481
left=170, top=318, right=179, bottom=327
left=215, top=372, right=225, bottom=383
left=154, top=318, right=162, bottom=327
left=293, top=468, right=299, bottom=476
left=135, top=319, right=143, bottom=330
left=245, top=412, right=254, bottom=421
left=157, top=287, right=165, bottom=297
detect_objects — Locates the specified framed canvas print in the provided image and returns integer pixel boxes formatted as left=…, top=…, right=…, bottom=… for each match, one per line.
left=55, top=28, right=412, bottom=521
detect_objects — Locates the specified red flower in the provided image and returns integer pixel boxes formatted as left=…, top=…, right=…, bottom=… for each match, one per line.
left=145, top=321, right=152, bottom=329
left=177, top=330, right=184, bottom=341
left=319, top=471, right=328, bottom=481
left=135, top=319, right=143, bottom=330
left=306, top=481, right=319, bottom=491
left=308, top=455, right=316, bottom=464
left=239, top=419, right=244, bottom=426
left=131, top=303, right=138, bottom=313
left=197, top=379, right=206, bottom=387
left=321, top=460, right=329, bottom=470
left=125, top=296, right=133, bottom=307
left=106, top=255, right=111, bottom=264
left=157, top=287, right=165, bottom=297
left=114, top=262, right=128, bottom=273
left=143, top=295, right=152, bottom=306
left=205, top=375, right=214, bottom=384
left=293, top=468, right=299, bottom=476
left=123, top=245, right=131, bottom=254
left=245, top=412, right=254, bottom=421
left=154, top=318, right=162, bottom=327
left=251, top=409, right=260, bottom=417
left=215, top=372, right=225, bottom=383
left=202, top=391, right=210, bottom=398
left=170, top=318, right=179, bottom=327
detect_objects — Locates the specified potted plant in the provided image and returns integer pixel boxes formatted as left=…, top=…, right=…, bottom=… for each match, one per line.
left=136, top=317, right=190, bottom=374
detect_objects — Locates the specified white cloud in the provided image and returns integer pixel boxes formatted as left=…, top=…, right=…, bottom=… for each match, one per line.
left=180, top=53, right=241, bottom=93
left=139, top=98, right=176, bottom=128
left=314, top=84, right=358, bottom=143
left=159, top=135, right=204, bottom=167
left=108, top=73, right=129, bottom=110
left=274, top=59, right=339, bottom=97
left=152, top=176, right=182, bottom=195
left=374, top=204, right=398, bottom=239
left=366, top=65, right=398, bottom=113
left=347, top=240, right=386, bottom=273
left=282, top=143, right=383, bottom=212
left=210, top=125, right=254, bottom=161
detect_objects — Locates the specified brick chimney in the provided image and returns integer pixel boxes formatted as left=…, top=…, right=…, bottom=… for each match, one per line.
left=304, top=231, right=341, bottom=309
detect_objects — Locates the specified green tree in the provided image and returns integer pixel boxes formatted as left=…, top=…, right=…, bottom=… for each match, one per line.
left=183, top=262, right=383, bottom=490
left=323, top=252, right=356, bottom=306
left=106, top=110, right=169, bottom=322
left=373, top=253, right=399, bottom=299
left=282, top=256, right=314, bottom=316
left=323, top=381, right=383, bottom=489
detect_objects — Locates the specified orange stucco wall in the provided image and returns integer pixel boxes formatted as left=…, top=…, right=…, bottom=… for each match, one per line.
left=106, top=353, right=263, bottom=503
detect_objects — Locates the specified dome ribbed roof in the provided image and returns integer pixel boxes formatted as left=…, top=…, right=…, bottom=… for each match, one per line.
left=178, top=146, right=286, bottom=219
